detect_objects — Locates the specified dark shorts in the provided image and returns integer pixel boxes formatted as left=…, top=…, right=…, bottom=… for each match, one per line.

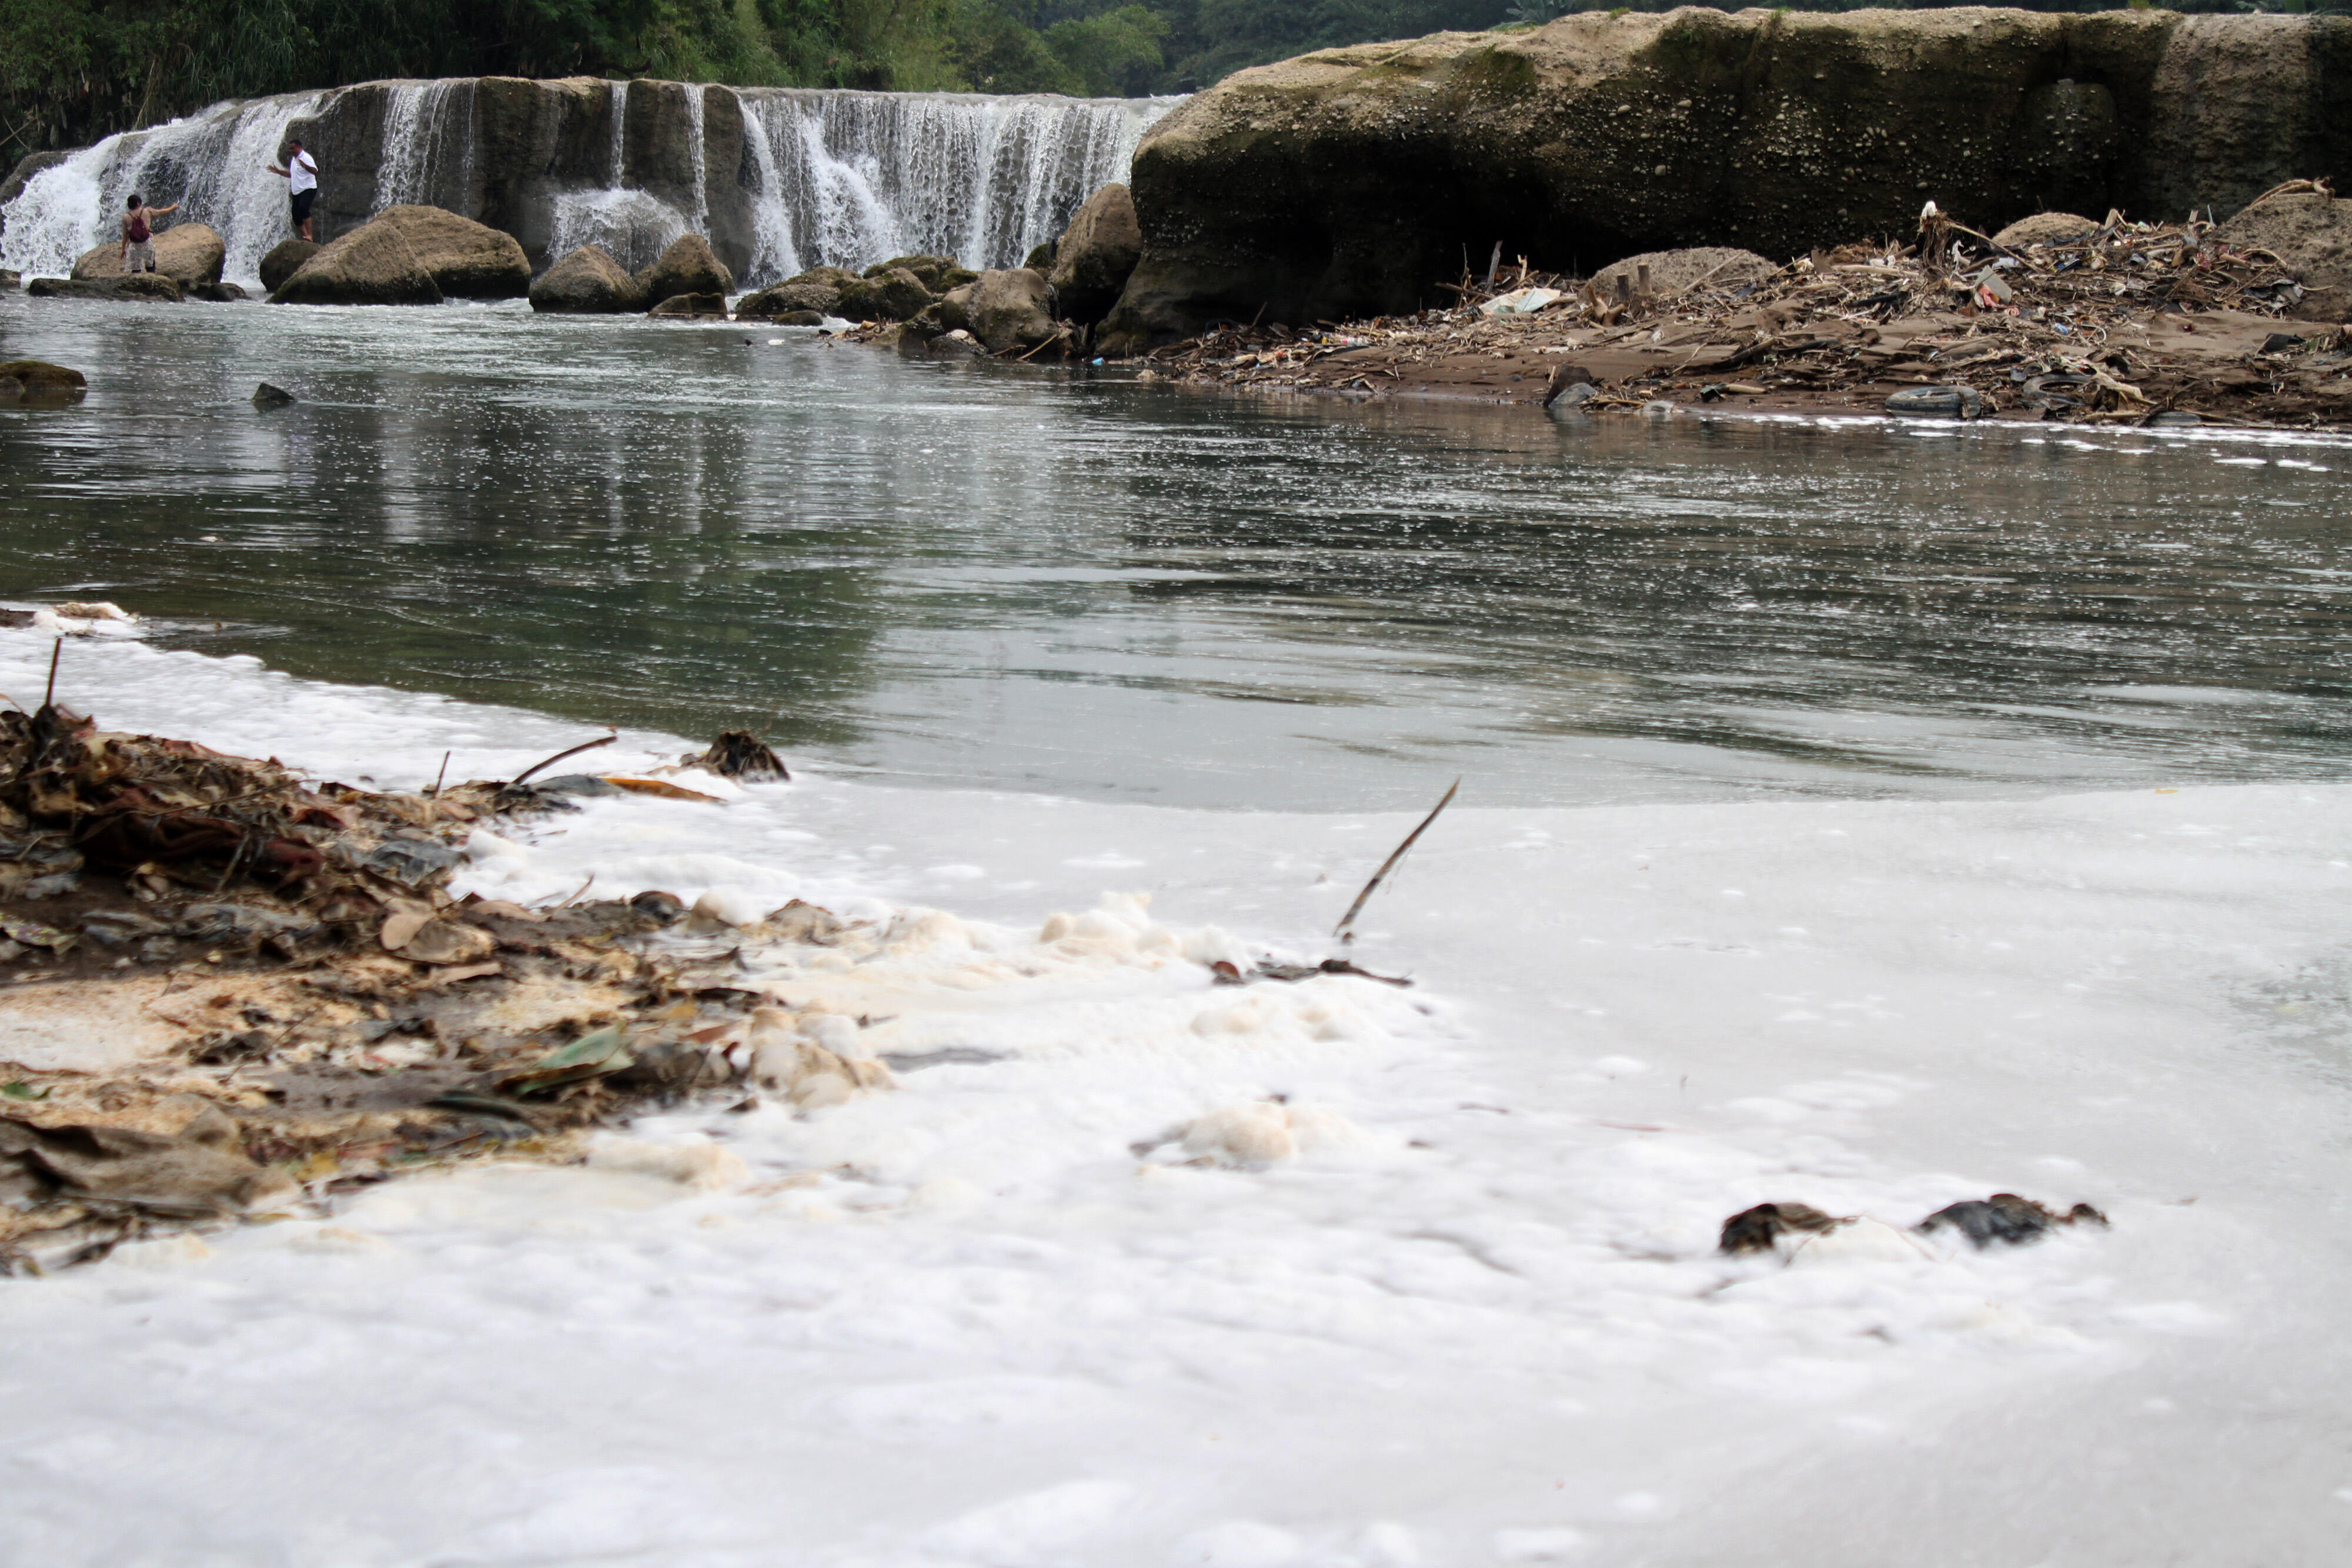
left=291, top=189, right=316, bottom=222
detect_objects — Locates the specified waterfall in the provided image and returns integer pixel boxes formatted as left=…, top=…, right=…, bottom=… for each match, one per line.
left=0, top=91, right=322, bottom=283
left=373, top=79, right=473, bottom=210
left=2, top=80, right=1180, bottom=292
left=546, top=78, right=691, bottom=275
left=734, top=91, right=1177, bottom=286
left=607, top=81, right=629, bottom=184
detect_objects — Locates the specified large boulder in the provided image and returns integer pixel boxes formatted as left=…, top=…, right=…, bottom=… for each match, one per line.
left=1048, top=183, right=1142, bottom=324
left=632, top=233, right=733, bottom=309
left=1099, top=11, right=2352, bottom=351
left=259, top=239, right=319, bottom=293
left=71, top=223, right=225, bottom=286
left=270, top=219, right=443, bottom=305
left=2216, top=186, right=2352, bottom=322
left=964, top=268, right=1060, bottom=354
left=736, top=279, right=842, bottom=318
left=836, top=267, right=934, bottom=322
left=366, top=205, right=532, bottom=297
left=27, top=275, right=182, bottom=303
left=529, top=243, right=648, bottom=313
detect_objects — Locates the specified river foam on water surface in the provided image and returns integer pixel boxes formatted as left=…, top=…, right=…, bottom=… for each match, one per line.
left=2, top=298, right=2350, bottom=1564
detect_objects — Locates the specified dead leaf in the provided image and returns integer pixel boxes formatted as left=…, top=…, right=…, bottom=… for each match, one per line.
left=379, top=909, right=431, bottom=951
left=601, top=776, right=724, bottom=804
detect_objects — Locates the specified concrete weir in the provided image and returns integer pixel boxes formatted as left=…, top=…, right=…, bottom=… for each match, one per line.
left=0, top=79, right=1178, bottom=290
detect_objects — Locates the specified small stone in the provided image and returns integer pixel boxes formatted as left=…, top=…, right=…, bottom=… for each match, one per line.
left=647, top=292, right=727, bottom=317
left=252, top=382, right=295, bottom=406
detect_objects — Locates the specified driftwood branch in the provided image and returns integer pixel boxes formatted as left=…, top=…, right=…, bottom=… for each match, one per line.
left=1333, top=780, right=1460, bottom=944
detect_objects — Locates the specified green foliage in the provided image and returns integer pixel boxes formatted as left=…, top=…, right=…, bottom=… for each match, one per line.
left=1045, top=5, right=1168, bottom=96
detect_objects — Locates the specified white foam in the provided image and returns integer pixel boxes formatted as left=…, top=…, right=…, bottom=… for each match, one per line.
left=2, top=623, right=2347, bottom=1566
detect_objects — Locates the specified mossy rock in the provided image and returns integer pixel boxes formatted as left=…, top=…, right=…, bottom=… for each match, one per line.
left=863, top=254, right=961, bottom=292
left=0, top=359, right=88, bottom=403
left=836, top=267, right=935, bottom=322
left=787, top=265, right=861, bottom=289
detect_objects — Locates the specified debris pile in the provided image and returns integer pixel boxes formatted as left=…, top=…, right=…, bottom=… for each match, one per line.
left=0, top=656, right=873, bottom=1273
left=1133, top=185, right=2352, bottom=430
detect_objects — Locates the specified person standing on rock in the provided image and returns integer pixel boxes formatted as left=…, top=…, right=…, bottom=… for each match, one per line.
left=267, top=139, right=319, bottom=242
left=119, top=193, right=178, bottom=273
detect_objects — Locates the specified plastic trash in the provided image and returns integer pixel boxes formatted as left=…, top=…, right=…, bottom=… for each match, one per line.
left=1478, top=287, right=1563, bottom=316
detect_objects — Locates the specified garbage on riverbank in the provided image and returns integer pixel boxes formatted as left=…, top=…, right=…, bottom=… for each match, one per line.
left=1719, top=1195, right=2110, bottom=1260
left=0, top=646, right=871, bottom=1272
left=1128, top=184, right=2352, bottom=431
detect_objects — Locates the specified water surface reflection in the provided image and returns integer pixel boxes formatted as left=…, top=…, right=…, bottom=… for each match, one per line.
left=1, top=296, right=2346, bottom=808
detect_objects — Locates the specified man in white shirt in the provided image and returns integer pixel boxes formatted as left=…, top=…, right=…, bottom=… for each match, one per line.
left=267, top=138, right=319, bottom=242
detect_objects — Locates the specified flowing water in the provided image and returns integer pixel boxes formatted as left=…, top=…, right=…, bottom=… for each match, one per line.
left=1, top=296, right=2346, bottom=811
left=1, top=82, right=1175, bottom=287
left=0, top=92, right=326, bottom=284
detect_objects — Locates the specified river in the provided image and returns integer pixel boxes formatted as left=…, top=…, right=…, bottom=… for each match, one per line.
left=2, top=293, right=2346, bottom=810
left=6, top=293, right=2352, bottom=1566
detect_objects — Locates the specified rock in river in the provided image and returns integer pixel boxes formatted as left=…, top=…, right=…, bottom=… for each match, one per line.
left=270, top=218, right=443, bottom=306
left=1048, top=182, right=1142, bottom=325
left=964, top=268, right=1060, bottom=354
left=736, top=279, right=842, bottom=319
left=27, top=275, right=182, bottom=303
left=632, top=233, right=734, bottom=310
left=366, top=205, right=533, bottom=298
left=259, top=239, right=319, bottom=294
left=649, top=292, right=726, bottom=317
left=835, top=266, right=934, bottom=323
left=529, top=243, right=648, bottom=313
left=72, top=222, right=226, bottom=286
left=0, top=360, right=88, bottom=404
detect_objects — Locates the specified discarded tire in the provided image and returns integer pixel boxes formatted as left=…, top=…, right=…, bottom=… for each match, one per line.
left=1885, top=385, right=1983, bottom=419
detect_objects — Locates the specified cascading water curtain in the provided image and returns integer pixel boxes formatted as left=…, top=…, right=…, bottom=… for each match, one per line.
left=732, top=91, right=1178, bottom=288
left=0, top=91, right=325, bottom=283
left=1, top=82, right=1180, bottom=290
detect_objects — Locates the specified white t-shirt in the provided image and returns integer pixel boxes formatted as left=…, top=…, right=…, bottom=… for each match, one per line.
left=289, top=151, right=318, bottom=195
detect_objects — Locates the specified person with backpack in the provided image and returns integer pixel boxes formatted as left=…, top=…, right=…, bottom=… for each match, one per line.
left=119, top=192, right=179, bottom=273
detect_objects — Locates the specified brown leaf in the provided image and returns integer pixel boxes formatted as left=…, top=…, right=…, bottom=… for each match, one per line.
left=379, top=909, right=431, bottom=951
